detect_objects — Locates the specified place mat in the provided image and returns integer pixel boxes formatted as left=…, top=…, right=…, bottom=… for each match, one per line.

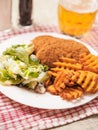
left=0, top=25, right=98, bottom=130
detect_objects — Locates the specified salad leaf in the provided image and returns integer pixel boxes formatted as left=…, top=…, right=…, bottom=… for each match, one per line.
left=23, top=67, right=39, bottom=79
left=0, top=43, right=49, bottom=88
left=3, top=44, right=34, bottom=64
left=0, top=69, right=22, bottom=85
left=29, top=54, right=40, bottom=65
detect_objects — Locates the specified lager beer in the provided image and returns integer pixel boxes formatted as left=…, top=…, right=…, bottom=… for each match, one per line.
left=58, top=0, right=98, bottom=36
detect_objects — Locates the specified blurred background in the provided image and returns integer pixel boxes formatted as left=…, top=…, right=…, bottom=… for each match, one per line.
left=12, top=0, right=58, bottom=27
left=0, top=0, right=98, bottom=31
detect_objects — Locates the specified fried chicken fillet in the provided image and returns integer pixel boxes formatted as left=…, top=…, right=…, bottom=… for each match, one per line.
left=32, top=35, right=90, bottom=68
left=33, top=35, right=57, bottom=53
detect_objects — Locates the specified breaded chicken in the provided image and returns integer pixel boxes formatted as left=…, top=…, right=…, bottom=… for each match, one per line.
left=36, top=38, right=90, bottom=68
left=32, top=35, right=57, bottom=53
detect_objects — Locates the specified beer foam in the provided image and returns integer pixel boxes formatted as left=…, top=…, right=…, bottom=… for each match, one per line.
left=59, top=0, right=98, bottom=13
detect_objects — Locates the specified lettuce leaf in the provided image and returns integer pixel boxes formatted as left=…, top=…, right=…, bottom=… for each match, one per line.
left=3, top=44, right=34, bottom=64
left=0, top=43, right=49, bottom=87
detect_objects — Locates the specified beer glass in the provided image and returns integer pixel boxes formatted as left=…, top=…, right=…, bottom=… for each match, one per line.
left=58, top=0, right=98, bottom=37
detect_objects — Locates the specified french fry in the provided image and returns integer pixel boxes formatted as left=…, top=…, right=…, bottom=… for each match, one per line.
left=79, top=53, right=98, bottom=74
left=48, top=71, right=57, bottom=77
left=46, top=53, right=98, bottom=101
left=54, top=70, right=75, bottom=92
left=46, top=85, right=58, bottom=95
left=45, top=77, right=53, bottom=87
left=54, top=71, right=67, bottom=92
left=60, top=87, right=83, bottom=100
left=71, top=70, right=98, bottom=93
left=53, top=61, right=82, bottom=71
left=59, top=57, right=77, bottom=63
left=51, top=67, right=65, bottom=73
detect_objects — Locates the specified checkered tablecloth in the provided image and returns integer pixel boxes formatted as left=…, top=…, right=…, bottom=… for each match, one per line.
left=0, top=25, right=98, bottom=130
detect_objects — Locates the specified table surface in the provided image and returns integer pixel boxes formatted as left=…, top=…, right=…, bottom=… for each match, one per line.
left=1, top=0, right=98, bottom=130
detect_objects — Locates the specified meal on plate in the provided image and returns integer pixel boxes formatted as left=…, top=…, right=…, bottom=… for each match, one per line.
left=0, top=35, right=98, bottom=101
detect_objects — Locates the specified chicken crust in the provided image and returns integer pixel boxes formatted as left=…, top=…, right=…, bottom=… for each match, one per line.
left=32, top=35, right=59, bottom=53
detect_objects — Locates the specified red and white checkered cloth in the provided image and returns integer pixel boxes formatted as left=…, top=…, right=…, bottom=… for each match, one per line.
left=0, top=25, right=98, bottom=130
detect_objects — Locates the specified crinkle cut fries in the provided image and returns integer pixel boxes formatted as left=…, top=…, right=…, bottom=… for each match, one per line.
left=46, top=53, right=98, bottom=101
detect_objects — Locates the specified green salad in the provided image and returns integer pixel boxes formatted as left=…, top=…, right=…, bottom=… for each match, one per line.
left=0, top=43, right=49, bottom=93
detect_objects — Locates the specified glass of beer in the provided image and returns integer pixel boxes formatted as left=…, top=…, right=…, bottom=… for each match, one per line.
left=58, top=0, right=98, bottom=37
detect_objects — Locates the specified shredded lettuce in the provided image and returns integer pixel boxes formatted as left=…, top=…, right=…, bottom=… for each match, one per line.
left=0, top=43, right=49, bottom=87
left=3, top=44, right=34, bottom=64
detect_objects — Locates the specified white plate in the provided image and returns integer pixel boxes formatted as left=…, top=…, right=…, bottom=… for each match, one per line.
left=0, top=32, right=98, bottom=109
